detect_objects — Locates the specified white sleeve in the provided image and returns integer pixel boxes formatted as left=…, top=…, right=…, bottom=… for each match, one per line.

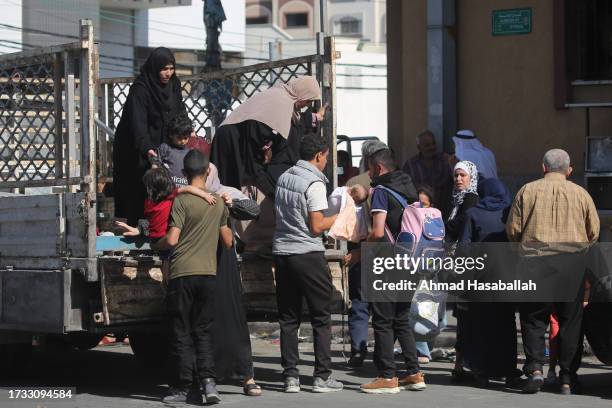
left=305, top=182, right=328, bottom=212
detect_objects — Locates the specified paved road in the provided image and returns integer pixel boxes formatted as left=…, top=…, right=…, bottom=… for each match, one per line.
left=1, top=338, right=612, bottom=408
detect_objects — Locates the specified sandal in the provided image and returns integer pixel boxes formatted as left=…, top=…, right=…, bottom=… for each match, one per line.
left=243, top=382, right=262, bottom=397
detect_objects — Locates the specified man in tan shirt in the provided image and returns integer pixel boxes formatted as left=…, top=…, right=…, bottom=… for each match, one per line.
left=506, top=149, right=600, bottom=395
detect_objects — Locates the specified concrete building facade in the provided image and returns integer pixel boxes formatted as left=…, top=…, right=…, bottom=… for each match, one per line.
left=0, top=0, right=192, bottom=77
left=387, top=0, right=612, bottom=197
left=245, top=0, right=385, bottom=44
left=244, top=0, right=388, bottom=147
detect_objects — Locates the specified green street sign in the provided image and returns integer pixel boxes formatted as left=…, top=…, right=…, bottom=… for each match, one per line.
left=492, top=8, right=532, bottom=36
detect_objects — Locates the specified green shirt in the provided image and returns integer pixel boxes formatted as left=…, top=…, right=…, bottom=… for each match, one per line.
left=168, top=192, right=229, bottom=279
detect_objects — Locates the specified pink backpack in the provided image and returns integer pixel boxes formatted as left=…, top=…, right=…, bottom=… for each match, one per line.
left=374, top=186, right=446, bottom=257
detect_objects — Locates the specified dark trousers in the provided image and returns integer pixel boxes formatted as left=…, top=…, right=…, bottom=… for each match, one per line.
left=275, top=252, right=333, bottom=380
left=166, top=275, right=216, bottom=389
left=520, top=301, right=584, bottom=384
left=371, top=301, right=420, bottom=378
left=348, top=262, right=369, bottom=354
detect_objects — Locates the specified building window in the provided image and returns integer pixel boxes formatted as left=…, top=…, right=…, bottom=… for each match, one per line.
left=566, top=0, right=612, bottom=80
left=340, top=17, right=361, bottom=35
left=333, top=16, right=362, bottom=36
left=286, top=12, right=308, bottom=28
left=246, top=16, right=270, bottom=24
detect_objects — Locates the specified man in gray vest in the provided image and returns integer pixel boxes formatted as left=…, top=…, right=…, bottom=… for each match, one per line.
left=273, top=134, right=343, bottom=394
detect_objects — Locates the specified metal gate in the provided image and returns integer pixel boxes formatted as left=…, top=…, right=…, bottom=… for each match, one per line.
left=0, top=20, right=98, bottom=276
left=0, top=21, right=97, bottom=193
left=98, top=37, right=338, bottom=184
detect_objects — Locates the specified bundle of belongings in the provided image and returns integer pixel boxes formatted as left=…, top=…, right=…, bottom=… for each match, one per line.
left=325, top=185, right=370, bottom=242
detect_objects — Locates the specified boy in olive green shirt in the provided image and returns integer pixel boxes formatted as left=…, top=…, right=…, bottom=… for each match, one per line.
left=153, top=150, right=233, bottom=404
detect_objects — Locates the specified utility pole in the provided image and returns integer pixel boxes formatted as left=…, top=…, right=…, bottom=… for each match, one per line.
left=317, top=0, right=328, bottom=55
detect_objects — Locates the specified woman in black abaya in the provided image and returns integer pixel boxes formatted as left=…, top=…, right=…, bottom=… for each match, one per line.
left=113, top=47, right=186, bottom=225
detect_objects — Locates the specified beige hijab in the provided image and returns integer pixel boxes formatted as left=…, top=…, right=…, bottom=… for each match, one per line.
left=220, top=76, right=321, bottom=139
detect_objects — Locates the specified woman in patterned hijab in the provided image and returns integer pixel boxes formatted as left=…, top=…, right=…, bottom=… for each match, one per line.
left=447, top=160, right=480, bottom=383
left=447, top=160, right=479, bottom=240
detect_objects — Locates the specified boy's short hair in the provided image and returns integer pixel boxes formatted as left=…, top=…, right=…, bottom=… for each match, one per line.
left=299, top=134, right=329, bottom=161
left=143, top=168, right=175, bottom=203
left=370, top=148, right=397, bottom=171
left=183, top=149, right=210, bottom=180
left=167, top=113, right=193, bottom=138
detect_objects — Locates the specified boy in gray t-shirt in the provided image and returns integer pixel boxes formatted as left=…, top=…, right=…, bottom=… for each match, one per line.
left=151, top=114, right=192, bottom=186
left=273, top=134, right=343, bottom=393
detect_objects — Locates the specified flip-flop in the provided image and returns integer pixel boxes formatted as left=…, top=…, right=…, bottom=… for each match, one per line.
left=243, top=382, right=262, bottom=397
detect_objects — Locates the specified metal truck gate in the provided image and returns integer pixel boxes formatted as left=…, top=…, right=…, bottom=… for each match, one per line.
left=0, top=21, right=96, bottom=192
left=0, top=20, right=98, bottom=275
left=98, top=37, right=338, bottom=185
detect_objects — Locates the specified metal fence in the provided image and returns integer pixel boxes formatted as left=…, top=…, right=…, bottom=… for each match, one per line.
left=0, top=21, right=97, bottom=192
left=98, top=37, right=338, bottom=181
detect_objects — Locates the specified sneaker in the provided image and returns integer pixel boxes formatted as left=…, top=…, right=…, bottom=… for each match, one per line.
left=162, top=388, right=188, bottom=404
left=418, top=356, right=430, bottom=365
left=202, top=378, right=221, bottom=404
left=347, top=352, right=366, bottom=368
left=559, top=384, right=571, bottom=395
left=163, top=387, right=202, bottom=404
left=313, top=377, right=343, bottom=393
left=522, top=371, right=544, bottom=394
left=398, top=372, right=427, bottom=391
left=284, top=377, right=301, bottom=393
left=360, top=377, right=401, bottom=394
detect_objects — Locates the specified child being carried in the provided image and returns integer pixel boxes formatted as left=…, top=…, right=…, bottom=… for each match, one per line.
left=326, top=184, right=370, bottom=242
left=115, top=168, right=229, bottom=284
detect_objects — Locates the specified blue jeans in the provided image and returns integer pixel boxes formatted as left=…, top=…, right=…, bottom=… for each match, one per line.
left=348, top=262, right=369, bottom=354
left=414, top=301, right=447, bottom=359
left=416, top=341, right=432, bottom=359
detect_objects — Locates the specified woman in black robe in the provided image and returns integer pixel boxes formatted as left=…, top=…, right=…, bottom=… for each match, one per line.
left=204, top=173, right=263, bottom=396
left=113, top=47, right=186, bottom=226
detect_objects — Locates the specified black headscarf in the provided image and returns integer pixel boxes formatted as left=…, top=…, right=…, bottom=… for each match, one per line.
left=113, top=47, right=186, bottom=225
left=133, top=47, right=181, bottom=122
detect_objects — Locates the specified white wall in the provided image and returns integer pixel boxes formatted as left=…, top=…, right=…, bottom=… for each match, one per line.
left=147, top=0, right=245, bottom=52
left=21, top=0, right=101, bottom=48
left=335, top=48, right=387, bottom=145
left=100, top=8, right=135, bottom=78
left=0, top=0, right=22, bottom=54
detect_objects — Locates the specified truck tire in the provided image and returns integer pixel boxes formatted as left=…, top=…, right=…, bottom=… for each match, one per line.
left=67, top=333, right=105, bottom=351
left=129, top=331, right=169, bottom=370
left=0, top=343, right=33, bottom=378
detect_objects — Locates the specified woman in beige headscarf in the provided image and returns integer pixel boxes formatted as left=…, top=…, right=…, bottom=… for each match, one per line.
left=210, top=76, right=328, bottom=198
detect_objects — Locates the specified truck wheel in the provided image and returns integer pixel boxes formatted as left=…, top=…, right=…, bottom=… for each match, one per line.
left=129, top=331, right=168, bottom=370
left=67, top=333, right=105, bottom=351
left=0, top=343, right=33, bottom=378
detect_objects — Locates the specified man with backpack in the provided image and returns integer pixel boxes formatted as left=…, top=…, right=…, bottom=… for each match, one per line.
left=360, top=149, right=426, bottom=394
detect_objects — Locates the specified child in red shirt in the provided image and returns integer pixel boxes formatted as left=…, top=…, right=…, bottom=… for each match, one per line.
left=116, top=167, right=226, bottom=283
